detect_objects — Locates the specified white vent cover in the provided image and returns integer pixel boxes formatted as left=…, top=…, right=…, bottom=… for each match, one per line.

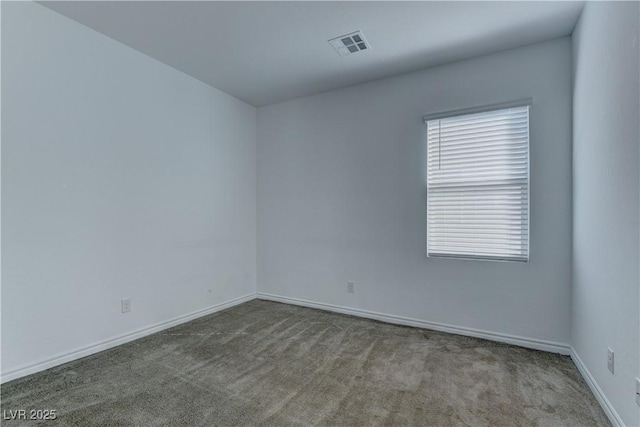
left=328, top=31, right=370, bottom=57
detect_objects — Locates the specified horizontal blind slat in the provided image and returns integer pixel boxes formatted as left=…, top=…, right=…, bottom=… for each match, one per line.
left=429, top=128, right=529, bottom=141
left=429, top=154, right=528, bottom=166
left=429, top=178, right=528, bottom=187
left=428, top=165, right=528, bottom=177
left=428, top=141, right=528, bottom=154
left=430, top=123, right=529, bottom=138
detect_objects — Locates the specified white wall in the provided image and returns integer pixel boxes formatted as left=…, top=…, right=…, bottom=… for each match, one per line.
left=257, top=38, right=573, bottom=349
left=1, top=2, right=257, bottom=378
left=571, top=2, right=640, bottom=426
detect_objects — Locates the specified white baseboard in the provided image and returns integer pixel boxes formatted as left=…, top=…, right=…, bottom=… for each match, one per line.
left=570, top=348, right=625, bottom=427
left=256, top=292, right=571, bottom=355
left=1, top=293, right=256, bottom=384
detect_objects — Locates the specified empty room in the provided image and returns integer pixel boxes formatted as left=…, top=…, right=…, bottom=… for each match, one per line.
left=1, top=1, right=639, bottom=426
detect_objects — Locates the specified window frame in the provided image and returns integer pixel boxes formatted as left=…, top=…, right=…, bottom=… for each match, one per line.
left=423, top=98, right=532, bottom=262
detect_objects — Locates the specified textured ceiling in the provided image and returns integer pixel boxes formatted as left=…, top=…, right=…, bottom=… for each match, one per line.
left=42, top=1, right=584, bottom=106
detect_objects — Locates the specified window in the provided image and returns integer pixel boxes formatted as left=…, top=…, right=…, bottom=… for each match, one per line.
left=425, top=101, right=530, bottom=262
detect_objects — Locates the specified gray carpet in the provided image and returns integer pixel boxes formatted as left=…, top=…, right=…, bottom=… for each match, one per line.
left=2, top=300, right=609, bottom=426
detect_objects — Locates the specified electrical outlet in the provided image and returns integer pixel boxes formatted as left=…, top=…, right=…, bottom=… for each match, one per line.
left=607, top=348, right=614, bottom=374
left=635, top=377, right=640, bottom=406
left=121, top=298, right=131, bottom=313
left=347, top=281, right=355, bottom=293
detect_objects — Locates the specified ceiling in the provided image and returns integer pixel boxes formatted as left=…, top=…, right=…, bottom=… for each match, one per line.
left=42, top=1, right=584, bottom=107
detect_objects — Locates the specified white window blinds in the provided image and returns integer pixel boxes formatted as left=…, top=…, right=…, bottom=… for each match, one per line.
left=426, top=104, right=530, bottom=261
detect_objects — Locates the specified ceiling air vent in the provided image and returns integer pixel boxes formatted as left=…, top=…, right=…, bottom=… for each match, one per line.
left=328, top=31, right=370, bottom=57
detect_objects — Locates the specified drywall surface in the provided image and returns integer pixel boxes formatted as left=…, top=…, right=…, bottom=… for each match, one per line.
left=257, top=39, right=573, bottom=347
left=572, top=2, right=640, bottom=425
left=2, top=2, right=257, bottom=376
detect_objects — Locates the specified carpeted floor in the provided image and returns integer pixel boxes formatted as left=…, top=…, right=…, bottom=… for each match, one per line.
left=2, top=300, right=610, bottom=426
